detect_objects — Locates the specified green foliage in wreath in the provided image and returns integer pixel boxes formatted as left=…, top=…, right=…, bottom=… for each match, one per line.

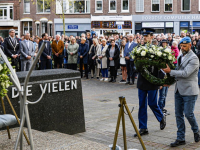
left=0, top=55, right=12, bottom=97
left=130, top=44, right=176, bottom=86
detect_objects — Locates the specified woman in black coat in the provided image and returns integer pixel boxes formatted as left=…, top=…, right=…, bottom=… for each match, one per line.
left=106, top=39, right=120, bottom=83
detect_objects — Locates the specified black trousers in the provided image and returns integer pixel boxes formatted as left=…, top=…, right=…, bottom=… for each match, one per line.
left=126, top=60, right=136, bottom=83
left=53, top=55, right=63, bottom=68
left=41, top=59, right=51, bottom=70
left=110, top=66, right=117, bottom=79
left=67, top=64, right=77, bottom=70
left=11, top=57, right=20, bottom=72
left=80, top=59, right=88, bottom=78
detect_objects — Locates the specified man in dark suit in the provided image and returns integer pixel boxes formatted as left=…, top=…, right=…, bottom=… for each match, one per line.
left=134, top=28, right=166, bottom=137
left=4, top=29, right=20, bottom=71
left=124, top=34, right=138, bottom=85
left=39, top=33, right=52, bottom=70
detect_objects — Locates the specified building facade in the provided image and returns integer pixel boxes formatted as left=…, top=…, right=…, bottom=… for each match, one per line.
left=0, top=0, right=20, bottom=38
left=3, top=0, right=199, bottom=38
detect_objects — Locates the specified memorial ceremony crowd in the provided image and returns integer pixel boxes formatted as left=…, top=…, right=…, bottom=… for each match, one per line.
left=1, top=28, right=200, bottom=147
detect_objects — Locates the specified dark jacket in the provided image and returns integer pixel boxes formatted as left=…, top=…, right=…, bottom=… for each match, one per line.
left=137, top=67, right=160, bottom=91
left=38, top=40, right=52, bottom=61
left=4, top=37, right=20, bottom=57
left=77, top=43, right=89, bottom=64
left=106, top=44, right=120, bottom=70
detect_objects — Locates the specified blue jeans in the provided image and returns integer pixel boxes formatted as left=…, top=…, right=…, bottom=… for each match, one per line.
left=198, top=69, right=200, bottom=87
left=158, top=87, right=168, bottom=110
left=175, top=91, right=199, bottom=141
left=101, top=69, right=108, bottom=78
left=138, top=89, right=163, bottom=129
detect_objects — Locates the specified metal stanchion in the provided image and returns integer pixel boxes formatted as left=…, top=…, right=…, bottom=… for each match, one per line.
left=112, top=96, right=146, bottom=150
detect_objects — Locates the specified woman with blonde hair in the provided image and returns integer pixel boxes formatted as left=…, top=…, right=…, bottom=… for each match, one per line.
left=98, top=39, right=109, bottom=81
left=89, top=38, right=100, bottom=79
left=67, top=37, right=79, bottom=70
left=119, top=40, right=127, bottom=83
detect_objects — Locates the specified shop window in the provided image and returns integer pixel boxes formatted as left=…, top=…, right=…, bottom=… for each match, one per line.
left=154, top=29, right=164, bottom=34
left=92, top=21, right=100, bottom=28
left=166, top=28, right=173, bottom=34
left=95, top=0, right=103, bottom=12
left=24, top=0, right=30, bottom=14
left=182, top=0, right=190, bottom=11
left=109, top=0, right=116, bottom=12
left=136, top=0, right=144, bottom=12
left=122, top=0, right=129, bottom=12
left=23, top=21, right=32, bottom=36
left=123, top=21, right=132, bottom=29
left=102, top=21, right=117, bottom=28
left=42, top=22, right=47, bottom=34
left=37, top=0, right=51, bottom=13
left=0, top=5, right=13, bottom=20
left=165, top=0, right=173, bottom=12
left=151, top=0, right=160, bottom=12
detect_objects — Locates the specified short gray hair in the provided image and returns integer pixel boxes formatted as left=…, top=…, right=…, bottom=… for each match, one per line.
left=9, top=29, right=15, bottom=33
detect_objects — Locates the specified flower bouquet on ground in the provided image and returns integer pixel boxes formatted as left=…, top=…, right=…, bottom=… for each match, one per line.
left=130, top=44, right=176, bottom=86
left=0, top=54, right=12, bottom=97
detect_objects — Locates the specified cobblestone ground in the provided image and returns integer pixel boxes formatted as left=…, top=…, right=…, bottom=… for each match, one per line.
left=1, top=74, right=200, bottom=150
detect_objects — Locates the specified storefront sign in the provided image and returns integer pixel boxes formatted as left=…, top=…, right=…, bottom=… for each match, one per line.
left=142, top=22, right=164, bottom=28
left=91, top=15, right=132, bottom=21
left=192, top=22, right=200, bottom=27
left=180, top=22, right=189, bottom=27
left=68, top=25, right=78, bottom=29
left=118, top=25, right=122, bottom=29
left=166, top=22, right=173, bottom=27
left=116, top=21, right=124, bottom=25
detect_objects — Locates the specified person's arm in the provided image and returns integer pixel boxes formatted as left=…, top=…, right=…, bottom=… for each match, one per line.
left=82, top=44, right=89, bottom=57
left=78, top=45, right=81, bottom=56
left=31, top=42, right=35, bottom=57
left=51, top=41, right=56, bottom=54
left=72, top=44, right=79, bottom=54
left=112, top=47, right=120, bottom=60
left=170, top=56, right=199, bottom=78
left=4, top=39, right=13, bottom=57
left=16, top=39, right=20, bottom=55
left=58, top=41, right=64, bottom=55
left=49, top=42, right=52, bottom=57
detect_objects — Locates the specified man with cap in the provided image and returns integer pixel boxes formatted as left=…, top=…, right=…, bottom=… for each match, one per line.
left=163, top=36, right=200, bottom=147
left=134, top=28, right=166, bottom=137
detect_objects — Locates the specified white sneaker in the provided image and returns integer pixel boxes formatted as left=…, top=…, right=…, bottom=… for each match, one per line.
left=104, top=78, right=108, bottom=82
left=100, top=78, right=104, bottom=81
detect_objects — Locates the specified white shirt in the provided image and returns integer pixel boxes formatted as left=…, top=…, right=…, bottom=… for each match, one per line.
left=181, top=54, right=187, bottom=63
left=25, top=40, right=29, bottom=48
left=128, top=41, right=133, bottom=48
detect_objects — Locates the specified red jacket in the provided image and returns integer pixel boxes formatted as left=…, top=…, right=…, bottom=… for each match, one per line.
left=171, top=46, right=179, bottom=64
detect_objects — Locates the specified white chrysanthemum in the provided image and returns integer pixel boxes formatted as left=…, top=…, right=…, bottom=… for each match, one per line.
left=157, top=51, right=162, bottom=57
left=5, top=82, right=9, bottom=88
left=168, top=56, right=172, bottom=60
left=141, top=51, right=146, bottom=56
left=0, top=64, right=3, bottom=71
left=1, top=82, right=5, bottom=88
left=151, top=55, right=154, bottom=58
left=163, top=54, right=167, bottom=56
left=164, top=48, right=171, bottom=53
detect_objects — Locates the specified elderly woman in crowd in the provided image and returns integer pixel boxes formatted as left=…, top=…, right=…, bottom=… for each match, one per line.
left=119, top=40, right=127, bottom=83
left=98, top=39, right=109, bottom=81
left=171, top=41, right=179, bottom=67
left=106, top=39, right=120, bottom=83
left=89, top=38, right=100, bottom=79
left=67, top=37, right=79, bottom=70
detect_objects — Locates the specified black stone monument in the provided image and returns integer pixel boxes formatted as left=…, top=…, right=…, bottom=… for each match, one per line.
left=0, top=69, right=85, bottom=135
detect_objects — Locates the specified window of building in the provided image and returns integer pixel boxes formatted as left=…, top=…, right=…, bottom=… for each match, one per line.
left=49, top=23, right=52, bottom=36
left=68, top=0, right=90, bottom=13
left=102, top=21, right=117, bottom=28
left=92, top=21, right=100, bottom=28
left=166, top=28, right=173, bottom=33
left=42, top=22, right=47, bottom=34
left=95, top=0, right=103, bottom=12
left=136, top=0, right=144, bottom=12
left=23, top=21, right=32, bottom=36
left=122, top=21, right=132, bottom=29
left=24, top=0, right=30, bottom=13
left=37, top=0, right=51, bottom=13
left=151, top=0, right=160, bottom=12
left=122, top=0, right=129, bottom=12
left=182, top=0, right=190, bottom=11
left=165, top=0, right=173, bottom=12
left=36, top=24, right=40, bottom=36
left=0, top=5, right=13, bottom=20
left=109, top=0, right=116, bottom=12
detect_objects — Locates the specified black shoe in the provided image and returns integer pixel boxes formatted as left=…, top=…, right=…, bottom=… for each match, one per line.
left=91, top=77, right=94, bottom=79
left=129, top=82, right=134, bottom=85
left=170, top=140, right=186, bottom=147
left=160, top=114, right=166, bottom=130
left=112, top=79, right=116, bottom=83
left=134, top=129, right=149, bottom=137
left=97, top=77, right=99, bottom=79
left=194, top=131, right=200, bottom=142
left=125, top=81, right=130, bottom=85
left=109, top=78, right=113, bottom=82
left=86, top=77, right=88, bottom=79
